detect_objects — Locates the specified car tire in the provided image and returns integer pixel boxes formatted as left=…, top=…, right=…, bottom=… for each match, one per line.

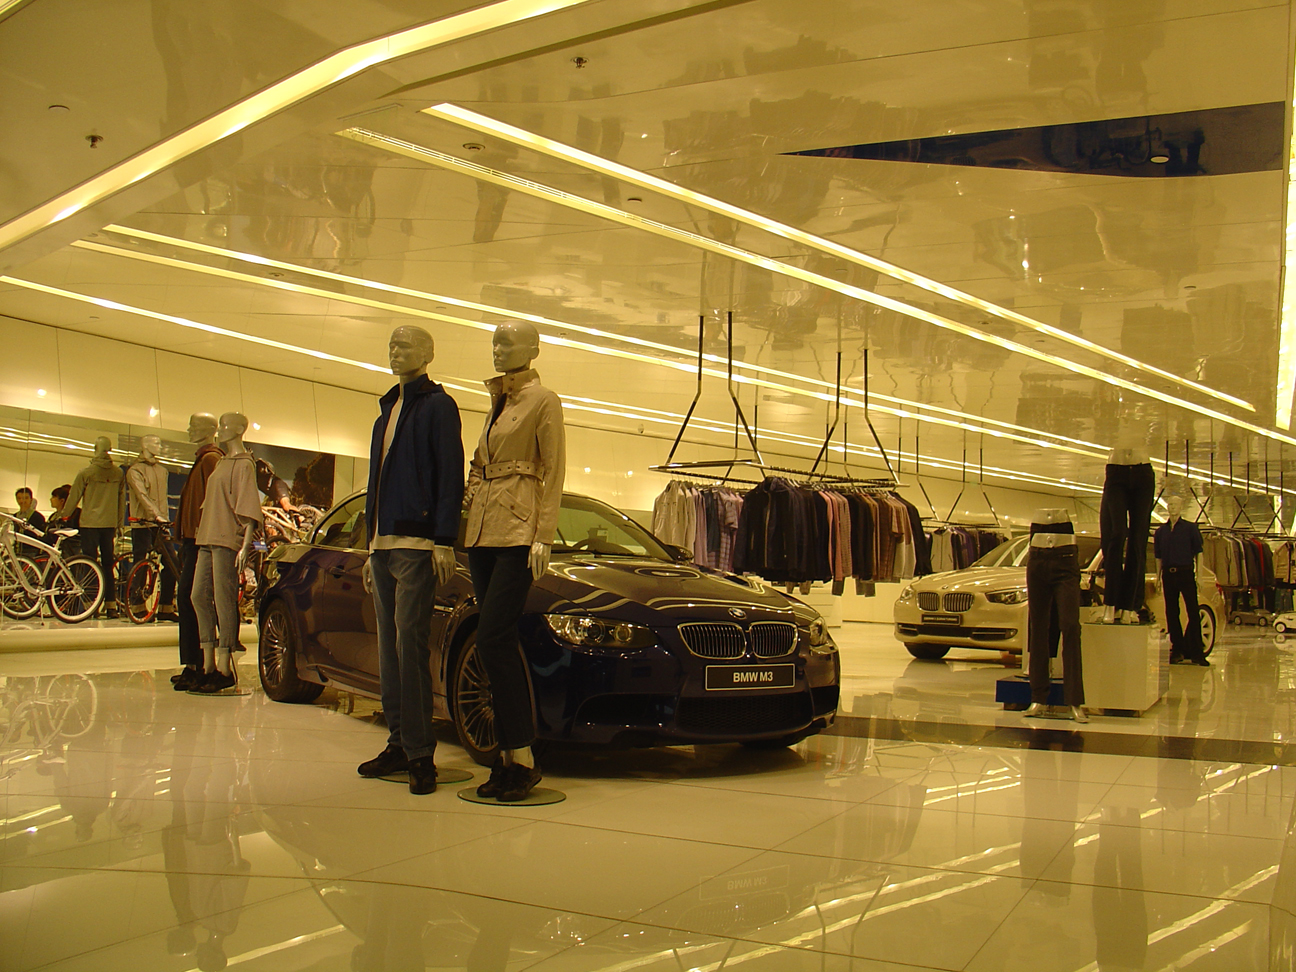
left=1199, top=606, right=1217, bottom=655
left=450, top=632, right=499, bottom=766
left=1277, top=621, right=1289, bottom=635
left=258, top=599, right=323, bottom=703
left=904, top=643, right=951, bottom=660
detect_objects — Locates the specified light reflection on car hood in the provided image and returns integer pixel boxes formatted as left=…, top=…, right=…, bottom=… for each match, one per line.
left=908, top=567, right=1026, bottom=592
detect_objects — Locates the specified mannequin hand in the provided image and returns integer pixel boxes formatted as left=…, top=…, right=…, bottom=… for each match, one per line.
left=362, top=558, right=373, bottom=594
left=432, top=545, right=457, bottom=586
left=529, top=541, right=551, bottom=580
left=235, top=545, right=251, bottom=574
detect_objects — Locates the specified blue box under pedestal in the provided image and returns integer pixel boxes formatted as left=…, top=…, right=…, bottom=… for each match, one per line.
left=996, top=675, right=1068, bottom=707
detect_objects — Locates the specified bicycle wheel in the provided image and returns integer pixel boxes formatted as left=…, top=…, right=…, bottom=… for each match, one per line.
left=124, top=559, right=159, bottom=624
left=1, top=556, right=42, bottom=619
left=47, top=557, right=105, bottom=623
left=37, top=674, right=98, bottom=741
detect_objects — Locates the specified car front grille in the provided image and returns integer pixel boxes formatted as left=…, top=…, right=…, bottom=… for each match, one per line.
left=678, top=622, right=746, bottom=659
left=676, top=693, right=813, bottom=735
left=749, top=622, right=797, bottom=657
left=917, top=592, right=941, bottom=611
left=944, top=593, right=974, bottom=612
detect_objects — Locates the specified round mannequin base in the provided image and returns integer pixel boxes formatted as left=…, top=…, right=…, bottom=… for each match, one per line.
left=187, top=686, right=251, bottom=697
left=458, top=786, right=566, bottom=807
left=377, top=767, right=473, bottom=785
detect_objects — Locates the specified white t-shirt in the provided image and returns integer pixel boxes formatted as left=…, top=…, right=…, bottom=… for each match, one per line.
left=371, top=390, right=435, bottom=551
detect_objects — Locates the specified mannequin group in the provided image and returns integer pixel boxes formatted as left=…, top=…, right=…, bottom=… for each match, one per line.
left=355, top=321, right=565, bottom=800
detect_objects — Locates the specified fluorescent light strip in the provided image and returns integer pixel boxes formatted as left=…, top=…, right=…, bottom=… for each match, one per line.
left=0, top=0, right=594, bottom=254
left=341, top=127, right=1296, bottom=450
left=423, top=102, right=1255, bottom=414
left=75, top=235, right=1106, bottom=461
left=96, top=224, right=1109, bottom=455
left=0, top=276, right=1091, bottom=494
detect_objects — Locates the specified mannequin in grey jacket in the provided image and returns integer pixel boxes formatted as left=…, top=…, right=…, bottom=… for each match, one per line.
left=55, top=436, right=125, bottom=615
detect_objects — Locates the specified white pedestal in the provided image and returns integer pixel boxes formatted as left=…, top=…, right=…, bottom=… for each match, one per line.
left=1079, top=622, right=1168, bottom=713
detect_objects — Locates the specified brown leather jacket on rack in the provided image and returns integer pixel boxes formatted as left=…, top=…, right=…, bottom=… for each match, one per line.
left=464, top=369, right=565, bottom=548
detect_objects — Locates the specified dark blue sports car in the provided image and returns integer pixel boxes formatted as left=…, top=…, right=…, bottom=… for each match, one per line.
left=257, top=490, right=840, bottom=764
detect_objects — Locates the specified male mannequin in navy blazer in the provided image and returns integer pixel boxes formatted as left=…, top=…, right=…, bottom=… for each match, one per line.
left=357, top=326, right=464, bottom=794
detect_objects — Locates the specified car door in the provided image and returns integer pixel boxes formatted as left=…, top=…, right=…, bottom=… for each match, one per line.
left=305, top=495, right=378, bottom=681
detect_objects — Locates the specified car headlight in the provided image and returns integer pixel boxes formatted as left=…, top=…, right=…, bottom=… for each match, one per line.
left=897, top=585, right=915, bottom=602
left=544, top=614, right=656, bottom=650
left=808, top=616, right=836, bottom=652
left=987, top=588, right=1028, bottom=605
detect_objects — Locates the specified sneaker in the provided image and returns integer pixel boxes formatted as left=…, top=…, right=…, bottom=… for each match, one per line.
left=156, top=607, right=180, bottom=623
left=1193, top=657, right=1212, bottom=667
left=357, top=745, right=409, bottom=778
left=1171, top=656, right=1194, bottom=665
left=172, top=668, right=202, bottom=692
left=193, top=670, right=236, bottom=694
left=408, top=756, right=438, bottom=795
left=497, top=762, right=543, bottom=802
left=475, top=756, right=507, bottom=799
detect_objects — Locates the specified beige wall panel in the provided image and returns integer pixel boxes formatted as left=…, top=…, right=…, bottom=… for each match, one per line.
left=0, top=316, right=63, bottom=413
left=314, top=384, right=378, bottom=459
left=56, top=330, right=159, bottom=428
left=238, top=369, right=319, bottom=452
left=154, top=351, right=243, bottom=431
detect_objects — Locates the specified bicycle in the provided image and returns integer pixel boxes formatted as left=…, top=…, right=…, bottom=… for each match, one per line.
left=123, top=519, right=183, bottom=624
left=0, top=512, right=106, bottom=623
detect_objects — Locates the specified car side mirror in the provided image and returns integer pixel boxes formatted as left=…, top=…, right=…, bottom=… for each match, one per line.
left=664, top=543, right=693, bottom=563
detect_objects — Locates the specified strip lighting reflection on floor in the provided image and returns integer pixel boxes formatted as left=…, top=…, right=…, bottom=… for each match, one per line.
left=0, top=275, right=1099, bottom=495
left=0, top=0, right=595, bottom=256
left=341, top=127, right=1296, bottom=452
left=90, top=225, right=1111, bottom=458
left=421, top=102, right=1255, bottom=414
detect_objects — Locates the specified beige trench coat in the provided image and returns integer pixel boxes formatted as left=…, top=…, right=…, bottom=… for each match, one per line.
left=464, top=369, right=565, bottom=548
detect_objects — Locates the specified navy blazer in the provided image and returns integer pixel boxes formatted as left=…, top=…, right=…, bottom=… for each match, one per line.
left=365, top=376, right=464, bottom=545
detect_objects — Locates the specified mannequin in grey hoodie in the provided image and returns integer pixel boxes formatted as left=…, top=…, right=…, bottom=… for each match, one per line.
left=127, top=435, right=177, bottom=620
left=56, top=436, right=125, bottom=615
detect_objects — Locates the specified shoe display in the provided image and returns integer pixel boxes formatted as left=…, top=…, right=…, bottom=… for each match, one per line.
left=172, top=668, right=202, bottom=691
left=193, top=670, right=236, bottom=694
left=357, top=745, right=409, bottom=778
left=497, top=763, right=543, bottom=802
left=475, top=756, right=506, bottom=798
left=407, top=756, right=438, bottom=795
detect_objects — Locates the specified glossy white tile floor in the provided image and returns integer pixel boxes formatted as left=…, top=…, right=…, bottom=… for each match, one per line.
left=836, top=621, right=1296, bottom=744
left=1, top=644, right=1294, bottom=971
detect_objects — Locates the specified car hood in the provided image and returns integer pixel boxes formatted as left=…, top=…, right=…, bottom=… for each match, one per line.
left=536, top=556, right=803, bottom=626
left=910, top=566, right=1026, bottom=593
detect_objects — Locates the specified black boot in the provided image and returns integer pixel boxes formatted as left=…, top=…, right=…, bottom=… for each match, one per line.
left=357, top=745, right=408, bottom=778
left=475, top=756, right=506, bottom=798
left=408, top=756, right=437, bottom=795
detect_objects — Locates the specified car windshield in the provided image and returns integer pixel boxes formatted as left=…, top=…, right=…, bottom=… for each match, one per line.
left=550, top=494, right=671, bottom=559
left=968, top=534, right=1101, bottom=568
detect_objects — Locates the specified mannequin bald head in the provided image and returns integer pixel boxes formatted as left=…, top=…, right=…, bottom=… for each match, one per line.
left=139, top=434, right=162, bottom=460
left=188, top=413, right=218, bottom=445
left=389, top=326, right=435, bottom=383
left=216, top=412, right=248, bottom=445
left=1167, top=494, right=1185, bottom=522
left=492, top=320, right=540, bottom=374
left=92, top=436, right=112, bottom=459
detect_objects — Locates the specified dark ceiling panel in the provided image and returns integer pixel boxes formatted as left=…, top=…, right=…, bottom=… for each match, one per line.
left=787, top=102, right=1284, bottom=177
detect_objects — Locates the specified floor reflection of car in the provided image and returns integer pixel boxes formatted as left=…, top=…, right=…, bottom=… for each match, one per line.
left=257, top=491, right=840, bottom=763
left=894, top=535, right=1223, bottom=660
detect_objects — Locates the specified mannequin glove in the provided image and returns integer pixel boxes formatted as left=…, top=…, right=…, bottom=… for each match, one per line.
left=529, top=541, right=551, bottom=581
left=432, top=545, right=457, bottom=586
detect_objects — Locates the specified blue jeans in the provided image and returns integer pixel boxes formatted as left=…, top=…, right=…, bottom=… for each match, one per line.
left=193, top=545, right=239, bottom=652
left=371, top=548, right=438, bottom=761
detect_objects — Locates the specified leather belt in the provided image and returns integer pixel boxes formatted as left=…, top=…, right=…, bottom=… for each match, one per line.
left=1163, top=565, right=1194, bottom=572
left=484, top=460, right=539, bottom=480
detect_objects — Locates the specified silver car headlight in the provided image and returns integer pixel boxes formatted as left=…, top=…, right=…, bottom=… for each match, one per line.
left=808, top=617, right=836, bottom=653
left=544, top=614, right=656, bottom=650
left=986, top=588, right=1028, bottom=605
left=897, top=585, right=915, bottom=602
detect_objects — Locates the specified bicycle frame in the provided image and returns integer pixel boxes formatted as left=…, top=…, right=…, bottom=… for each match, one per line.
left=0, top=515, right=75, bottom=596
